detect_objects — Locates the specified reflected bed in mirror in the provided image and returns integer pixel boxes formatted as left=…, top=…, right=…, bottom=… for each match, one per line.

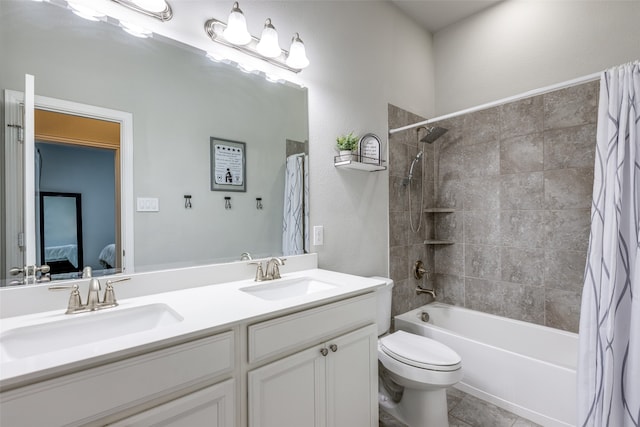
left=0, top=0, right=309, bottom=284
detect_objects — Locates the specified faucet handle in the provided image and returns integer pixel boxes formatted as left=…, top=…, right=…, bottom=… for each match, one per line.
left=249, top=262, right=265, bottom=282
left=49, top=284, right=82, bottom=313
left=103, top=277, right=131, bottom=306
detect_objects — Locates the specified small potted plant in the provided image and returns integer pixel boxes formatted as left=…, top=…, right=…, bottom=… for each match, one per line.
left=336, top=132, right=359, bottom=161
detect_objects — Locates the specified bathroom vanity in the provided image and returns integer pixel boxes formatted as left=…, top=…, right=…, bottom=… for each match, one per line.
left=0, top=256, right=382, bottom=426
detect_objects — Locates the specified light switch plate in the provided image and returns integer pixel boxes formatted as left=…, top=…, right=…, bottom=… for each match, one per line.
left=313, top=225, right=324, bottom=246
left=137, top=197, right=159, bottom=212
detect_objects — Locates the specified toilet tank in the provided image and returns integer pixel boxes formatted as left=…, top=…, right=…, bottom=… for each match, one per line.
left=371, top=277, right=394, bottom=336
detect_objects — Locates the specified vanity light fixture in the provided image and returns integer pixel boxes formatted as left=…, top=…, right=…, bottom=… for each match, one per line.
left=111, top=0, right=173, bottom=21
left=204, top=2, right=310, bottom=73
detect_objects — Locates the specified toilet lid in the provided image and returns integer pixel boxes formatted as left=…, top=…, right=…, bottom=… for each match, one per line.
left=380, top=331, right=461, bottom=371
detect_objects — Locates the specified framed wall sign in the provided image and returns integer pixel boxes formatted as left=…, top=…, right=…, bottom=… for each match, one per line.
left=210, top=137, right=246, bottom=192
left=359, top=133, right=381, bottom=165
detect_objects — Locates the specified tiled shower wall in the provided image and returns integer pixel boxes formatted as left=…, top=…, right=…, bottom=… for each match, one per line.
left=388, top=80, right=598, bottom=332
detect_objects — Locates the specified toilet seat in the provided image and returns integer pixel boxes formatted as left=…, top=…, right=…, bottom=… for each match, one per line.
left=380, top=331, right=461, bottom=372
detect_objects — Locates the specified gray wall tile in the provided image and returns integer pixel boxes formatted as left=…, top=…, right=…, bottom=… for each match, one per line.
left=544, top=124, right=597, bottom=170
left=545, top=209, right=590, bottom=252
left=543, top=82, right=598, bottom=129
left=464, top=176, right=501, bottom=210
left=464, top=139, right=500, bottom=178
left=545, top=288, right=582, bottom=333
left=545, top=249, right=587, bottom=292
left=500, top=96, right=544, bottom=138
left=464, top=211, right=501, bottom=245
left=501, top=246, right=544, bottom=286
left=389, top=80, right=595, bottom=333
left=544, top=168, right=594, bottom=209
left=463, top=107, right=500, bottom=145
left=500, top=133, right=544, bottom=174
left=500, top=172, right=544, bottom=210
left=465, top=244, right=501, bottom=280
left=500, top=210, right=546, bottom=248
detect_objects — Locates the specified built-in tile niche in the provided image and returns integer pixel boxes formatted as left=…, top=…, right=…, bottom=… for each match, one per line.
left=388, top=80, right=598, bottom=333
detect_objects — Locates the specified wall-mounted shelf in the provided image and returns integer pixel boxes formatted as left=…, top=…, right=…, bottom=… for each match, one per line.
left=424, top=240, right=455, bottom=245
left=334, top=156, right=386, bottom=172
left=424, top=208, right=455, bottom=213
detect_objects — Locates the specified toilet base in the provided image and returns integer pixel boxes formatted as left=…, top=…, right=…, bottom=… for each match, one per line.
left=384, top=387, right=449, bottom=427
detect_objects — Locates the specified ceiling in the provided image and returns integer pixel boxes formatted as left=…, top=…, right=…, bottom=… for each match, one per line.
left=390, top=0, right=503, bottom=33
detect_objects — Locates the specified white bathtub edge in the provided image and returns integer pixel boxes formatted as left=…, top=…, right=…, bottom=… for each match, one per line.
left=453, top=382, right=574, bottom=427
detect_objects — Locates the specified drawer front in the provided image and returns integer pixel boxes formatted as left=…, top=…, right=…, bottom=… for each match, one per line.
left=248, top=293, right=376, bottom=364
left=0, top=331, right=234, bottom=427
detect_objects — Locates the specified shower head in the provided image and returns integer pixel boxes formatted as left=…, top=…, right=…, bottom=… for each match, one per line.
left=418, top=126, right=448, bottom=144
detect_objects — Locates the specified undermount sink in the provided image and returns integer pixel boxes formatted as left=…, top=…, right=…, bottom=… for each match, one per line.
left=239, top=277, right=339, bottom=301
left=0, top=303, right=183, bottom=361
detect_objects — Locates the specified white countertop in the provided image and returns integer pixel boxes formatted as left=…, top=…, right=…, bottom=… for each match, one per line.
left=0, top=269, right=384, bottom=390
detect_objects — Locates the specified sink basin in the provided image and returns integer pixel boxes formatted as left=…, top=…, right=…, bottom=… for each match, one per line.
left=240, top=277, right=339, bottom=301
left=0, top=303, right=183, bottom=361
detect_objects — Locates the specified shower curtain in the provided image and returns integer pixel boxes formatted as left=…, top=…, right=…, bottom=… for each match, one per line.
left=282, top=153, right=309, bottom=255
left=578, top=61, right=640, bottom=427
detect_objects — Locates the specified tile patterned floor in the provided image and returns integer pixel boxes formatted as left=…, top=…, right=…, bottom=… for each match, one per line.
left=379, top=387, right=543, bottom=427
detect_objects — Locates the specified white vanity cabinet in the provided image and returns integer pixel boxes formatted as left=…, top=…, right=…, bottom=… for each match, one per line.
left=0, top=330, right=236, bottom=427
left=108, top=379, right=235, bottom=427
left=246, top=293, right=378, bottom=427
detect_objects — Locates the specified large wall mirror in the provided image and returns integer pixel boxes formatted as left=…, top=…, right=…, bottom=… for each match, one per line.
left=0, top=0, right=309, bottom=284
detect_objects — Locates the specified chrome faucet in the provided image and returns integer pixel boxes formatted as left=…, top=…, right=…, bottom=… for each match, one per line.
left=49, top=277, right=131, bottom=314
left=416, top=286, right=436, bottom=299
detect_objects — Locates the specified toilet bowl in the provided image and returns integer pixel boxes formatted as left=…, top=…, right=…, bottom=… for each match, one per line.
left=373, top=277, right=462, bottom=427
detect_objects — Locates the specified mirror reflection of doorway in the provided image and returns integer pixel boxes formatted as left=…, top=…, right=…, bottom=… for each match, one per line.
left=35, top=109, right=120, bottom=277
left=39, top=192, right=84, bottom=275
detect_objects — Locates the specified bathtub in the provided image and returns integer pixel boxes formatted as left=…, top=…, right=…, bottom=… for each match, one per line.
left=394, top=303, right=578, bottom=427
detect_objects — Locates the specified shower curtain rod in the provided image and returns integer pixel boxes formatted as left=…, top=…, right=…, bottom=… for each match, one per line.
left=389, top=70, right=601, bottom=135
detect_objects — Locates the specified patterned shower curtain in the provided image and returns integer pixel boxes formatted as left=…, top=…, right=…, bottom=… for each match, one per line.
left=282, top=154, right=309, bottom=255
left=578, top=61, right=640, bottom=427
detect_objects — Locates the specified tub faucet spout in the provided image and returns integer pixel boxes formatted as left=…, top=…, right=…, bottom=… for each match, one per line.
left=416, top=287, right=436, bottom=299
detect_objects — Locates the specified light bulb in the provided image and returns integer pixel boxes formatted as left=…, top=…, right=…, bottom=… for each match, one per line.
left=286, top=33, right=309, bottom=69
left=223, top=2, right=251, bottom=45
left=256, top=19, right=281, bottom=58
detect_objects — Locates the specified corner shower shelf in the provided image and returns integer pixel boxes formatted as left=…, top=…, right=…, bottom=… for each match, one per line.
left=424, top=240, right=455, bottom=245
left=424, top=208, right=455, bottom=213
left=334, top=155, right=386, bottom=172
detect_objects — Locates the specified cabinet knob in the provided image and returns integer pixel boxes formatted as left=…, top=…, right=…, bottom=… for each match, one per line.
left=320, top=348, right=328, bottom=357
left=329, top=344, right=338, bottom=352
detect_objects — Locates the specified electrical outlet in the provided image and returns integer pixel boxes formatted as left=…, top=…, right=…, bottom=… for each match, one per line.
left=313, top=225, right=324, bottom=246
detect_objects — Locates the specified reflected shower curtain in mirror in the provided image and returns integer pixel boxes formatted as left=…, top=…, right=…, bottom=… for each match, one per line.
left=578, top=61, right=640, bottom=427
left=282, top=154, right=309, bottom=255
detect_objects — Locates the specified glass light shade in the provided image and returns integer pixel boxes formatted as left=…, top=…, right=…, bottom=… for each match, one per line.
left=256, top=19, right=281, bottom=58
left=286, top=33, right=309, bottom=69
left=130, top=0, right=168, bottom=13
left=223, top=2, right=251, bottom=45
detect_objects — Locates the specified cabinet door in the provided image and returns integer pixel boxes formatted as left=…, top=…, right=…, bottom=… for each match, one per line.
left=108, top=379, right=235, bottom=427
left=248, top=345, right=326, bottom=427
left=325, top=324, right=378, bottom=427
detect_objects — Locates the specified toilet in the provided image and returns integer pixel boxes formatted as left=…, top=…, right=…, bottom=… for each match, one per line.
left=374, top=277, right=463, bottom=427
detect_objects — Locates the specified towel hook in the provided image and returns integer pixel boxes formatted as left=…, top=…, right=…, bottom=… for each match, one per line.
left=224, top=196, right=232, bottom=209
left=256, top=197, right=263, bottom=210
